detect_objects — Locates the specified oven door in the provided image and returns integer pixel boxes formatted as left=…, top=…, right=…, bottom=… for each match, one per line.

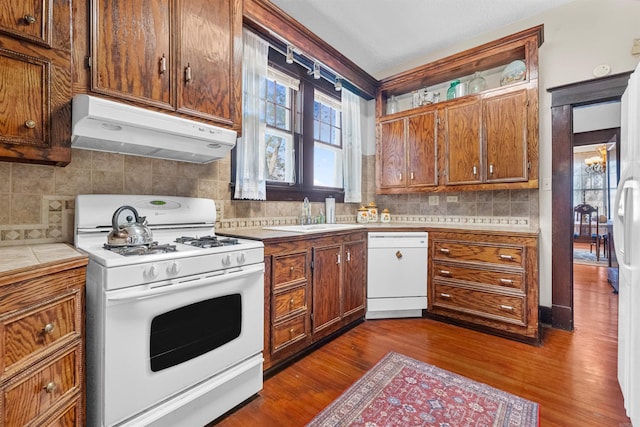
left=102, top=263, right=264, bottom=426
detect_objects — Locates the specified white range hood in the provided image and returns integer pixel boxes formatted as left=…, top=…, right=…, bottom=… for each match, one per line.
left=71, top=94, right=237, bottom=164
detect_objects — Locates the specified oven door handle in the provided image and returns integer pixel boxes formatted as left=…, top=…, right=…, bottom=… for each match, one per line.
left=106, top=264, right=264, bottom=302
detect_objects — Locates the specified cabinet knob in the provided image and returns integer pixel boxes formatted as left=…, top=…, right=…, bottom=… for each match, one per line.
left=289, top=328, right=294, bottom=337
left=184, top=63, right=192, bottom=82
left=24, top=119, right=36, bottom=129
left=159, top=54, right=166, bottom=74
left=24, top=14, right=37, bottom=24
left=43, top=382, right=57, bottom=393
left=395, top=250, right=403, bottom=260
left=289, top=298, right=295, bottom=306
left=43, top=323, right=55, bottom=334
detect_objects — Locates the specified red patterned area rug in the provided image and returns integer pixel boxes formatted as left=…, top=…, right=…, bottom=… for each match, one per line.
left=306, top=352, right=539, bottom=427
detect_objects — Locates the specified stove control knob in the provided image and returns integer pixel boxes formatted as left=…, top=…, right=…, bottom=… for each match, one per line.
left=222, top=254, right=231, bottom=267
left=237, top=251, right=247, bottom=265
left=146, top=264, right=159, bottom=280
left=167, top=262, right=180, bottom=276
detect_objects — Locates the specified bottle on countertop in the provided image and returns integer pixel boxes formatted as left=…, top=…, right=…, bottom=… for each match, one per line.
left=325, top=196, right=336, bottom=224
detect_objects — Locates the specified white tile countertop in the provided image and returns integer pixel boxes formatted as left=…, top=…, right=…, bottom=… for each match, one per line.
left=0, top=243, right=87, bottom=274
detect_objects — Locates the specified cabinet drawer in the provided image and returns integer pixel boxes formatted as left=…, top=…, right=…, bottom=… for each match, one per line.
left=433, top=241, right=523, bottom=267
left=273, top=287, right=307, bottom=321
left=273, top=253, right=307, bottom=288
left=0, top=0, right=50, bottom=46
left=272, top=315, right=308, bottom=352
left=433, top=283, right=525, bottom=325
left=3, top=345, right=80, bottom=426
left=39, top=395, right=80, bottom=427
left=1, top=291, right=79, bottom=376
left=433, top=261, right=524, bottom=290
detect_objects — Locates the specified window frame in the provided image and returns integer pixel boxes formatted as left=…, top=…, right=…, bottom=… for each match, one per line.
left=231, top=47, right=345, bottom=203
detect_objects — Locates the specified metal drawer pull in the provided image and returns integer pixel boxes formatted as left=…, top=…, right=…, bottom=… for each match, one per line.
left=184, top=63, right=192, bottom=82
left=43, top=382, right=56, bottom=393
left=289, top=328, right=294, bottom=337
left=337, top=253, right=341, bottom=264
left=347, top=251, right=351, bottom=262
left=439, top=248, right=450, bottom=254
left=24, top=14, right=37, bottom=24
left=440, top=293, right=451, bottom=299
left=489, top=164, right=494, bottom=174
left=439, top=270, right=451, bottom=276
left=410, top=172, right=414, bottom=180
left=500, top=305, right=514, bottom=311
left=25, top=119, right=36, bottom=129
left=159, top=54, right=166, bottom=74
left=290, top=266, right=294, bottom=272
left=499, top=254, right=514, bottom=260
left=500, top=278, right=514, bottom=284
left=399, top=172, right=403, bottom=181
left=43, top=323, right=55, bottom=334
left=289, top=298, right=295, bottom=306
left=473, top=165, right=477, bottom=175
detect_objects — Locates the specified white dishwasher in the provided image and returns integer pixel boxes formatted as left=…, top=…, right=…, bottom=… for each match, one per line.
left=366, top=231, right=428, bottom=319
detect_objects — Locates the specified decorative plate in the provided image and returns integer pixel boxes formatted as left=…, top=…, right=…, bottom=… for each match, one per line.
left=500, top=60, right=526, bottom=86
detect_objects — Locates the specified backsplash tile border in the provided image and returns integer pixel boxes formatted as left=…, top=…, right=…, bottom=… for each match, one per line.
left=0, top=195, right=74, bottom=246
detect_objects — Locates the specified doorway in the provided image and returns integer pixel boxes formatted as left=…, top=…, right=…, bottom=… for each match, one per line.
left=548, top=72, right=630, bottom=330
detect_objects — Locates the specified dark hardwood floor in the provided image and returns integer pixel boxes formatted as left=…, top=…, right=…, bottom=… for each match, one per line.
left=211, top=261, right=630, bottom=427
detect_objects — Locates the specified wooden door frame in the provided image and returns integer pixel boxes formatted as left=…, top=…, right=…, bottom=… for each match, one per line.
left=547, top=72, right=630, bottom=330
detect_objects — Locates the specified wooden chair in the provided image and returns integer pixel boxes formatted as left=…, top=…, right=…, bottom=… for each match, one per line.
left=574, top=204, right=600, bottom=260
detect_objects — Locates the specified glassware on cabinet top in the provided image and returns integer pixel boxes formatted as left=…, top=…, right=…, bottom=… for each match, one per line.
left=468, top=72, right=487, bottom=94
left=387, top=95, right=398, bottom=114
left=446, top=80, right=460, bottom=100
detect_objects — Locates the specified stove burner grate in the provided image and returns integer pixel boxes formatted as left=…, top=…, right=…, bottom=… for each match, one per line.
left=103, top=243, right=178, bottom=256
left=175, top=235, right=239, bottom=248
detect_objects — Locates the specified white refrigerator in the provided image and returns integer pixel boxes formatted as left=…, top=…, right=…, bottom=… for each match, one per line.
left=616, top=60, right=640, bottom=426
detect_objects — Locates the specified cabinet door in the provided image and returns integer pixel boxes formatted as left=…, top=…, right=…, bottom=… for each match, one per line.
left=92, top=0, right=172, bottom=109
left=407, top=110, right=438, bottom=187
left=378, top=118, right=406, bottom=188
left=176, top=0, right=239, bottom=125
left=443, top=98, right=482, bottom=185
left=484, top=89, right=528, bottom=182
left=312, top=245, right=342, bottom=335
left=343, top=240, right=366, bottom=318
left=0, top=51, right=46, bottom=147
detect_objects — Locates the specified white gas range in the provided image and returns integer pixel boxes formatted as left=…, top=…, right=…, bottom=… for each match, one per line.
left=74, top=195, right=264, bottom=427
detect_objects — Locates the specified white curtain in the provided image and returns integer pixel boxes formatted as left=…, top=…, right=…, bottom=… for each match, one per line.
left=341, top=89, right=362, bottom=203
left=234, top=30, right=269, bottom=200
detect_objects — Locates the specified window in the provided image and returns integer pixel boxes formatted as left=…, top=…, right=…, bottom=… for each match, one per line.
left=262, top=69, right=296, bottom=184
left=313, top=92, right=343, bottom=188
left=233, top=47, right=345, bottom=202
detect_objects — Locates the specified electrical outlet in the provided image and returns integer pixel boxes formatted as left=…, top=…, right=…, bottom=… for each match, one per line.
left=429, top=195, right=439, bottom=206
left=446, top=195, right=459, bottom=203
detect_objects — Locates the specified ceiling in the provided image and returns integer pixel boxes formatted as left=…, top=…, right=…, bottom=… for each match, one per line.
left=269, top=0, right=574, bottom=80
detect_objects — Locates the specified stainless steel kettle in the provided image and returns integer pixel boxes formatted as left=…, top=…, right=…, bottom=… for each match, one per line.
left=107, top=205, right=154, bottom=246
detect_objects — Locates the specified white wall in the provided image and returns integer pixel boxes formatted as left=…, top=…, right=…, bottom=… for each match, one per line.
left=376, top=0, right=640, bottom=306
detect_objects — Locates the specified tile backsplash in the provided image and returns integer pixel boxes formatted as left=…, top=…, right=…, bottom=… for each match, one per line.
left=0, top=152, right=536, bottom=246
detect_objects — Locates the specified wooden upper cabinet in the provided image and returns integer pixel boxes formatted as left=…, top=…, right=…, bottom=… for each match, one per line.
left=443, top=98, right=482, bottom=185
left=176, top=0, right=234, bottom=123
left=483, top=89, right=528, bottom=182
left=0, top=0, right=51, bottom=46
left=92, top=0, right=172, bottom=109
left=378, top=110, right=438, bottom=190
left=407, top=110, right=437, bottom=187
left=91, top=0, right=242, bottom=130
left=378, top=119, right=406, bottom=188
left=375, top=25, right=542, bottom=194
left=0, top=0, right=71, bottom=166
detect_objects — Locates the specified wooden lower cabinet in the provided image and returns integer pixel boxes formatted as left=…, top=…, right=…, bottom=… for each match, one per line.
left=427, top=230, right=539, bottom=343
left=263, top=231, right=367, bottom=371
left=0, top=254, right=87, bottom=427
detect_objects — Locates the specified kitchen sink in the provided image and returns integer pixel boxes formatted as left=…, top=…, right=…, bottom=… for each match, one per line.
left=262, top=223, right=365, bottom=233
